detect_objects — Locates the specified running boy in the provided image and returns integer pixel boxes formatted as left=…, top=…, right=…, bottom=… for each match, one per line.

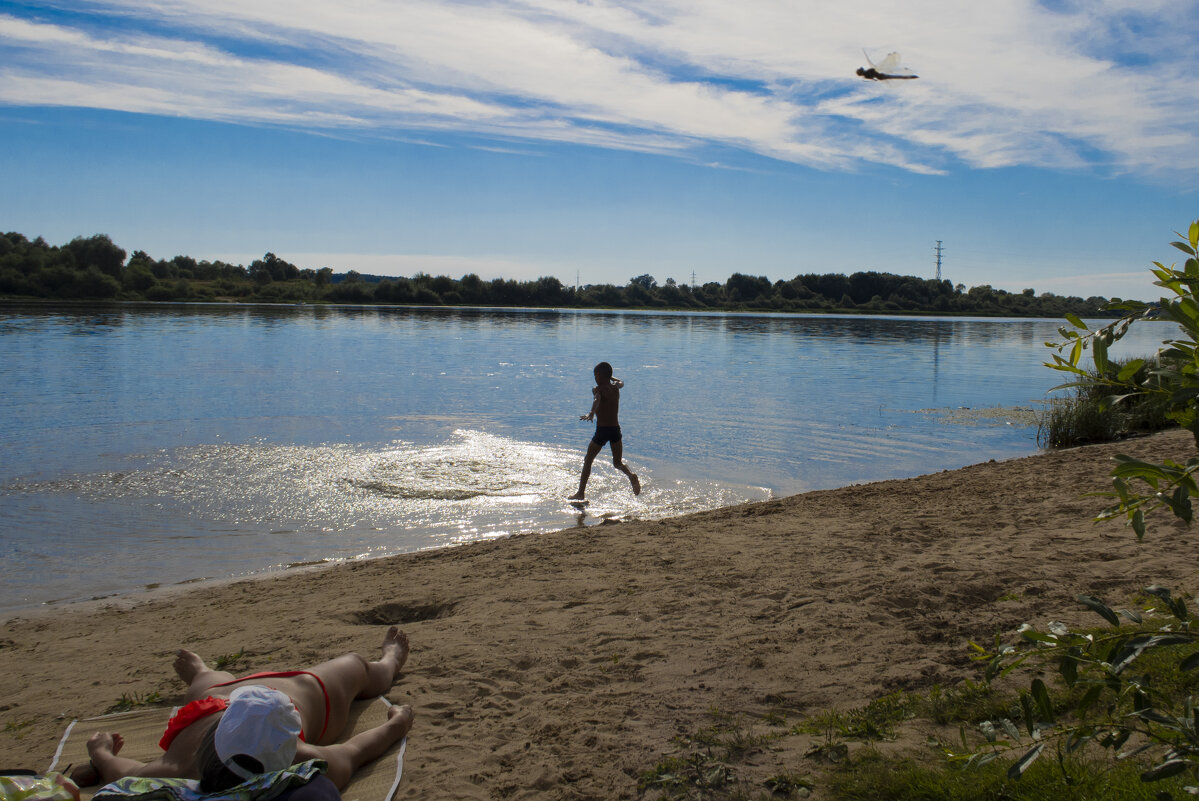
left=568, top=361, right=641, bottom=500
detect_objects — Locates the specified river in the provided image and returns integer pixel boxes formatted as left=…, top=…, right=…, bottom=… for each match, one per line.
left=0, top=303, right=1172, bottom=613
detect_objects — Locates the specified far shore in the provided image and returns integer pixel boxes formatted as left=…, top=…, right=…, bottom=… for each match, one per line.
left=2, top=427, right=1196, bottom=799
left=1, top=296, right=1131, bottom=320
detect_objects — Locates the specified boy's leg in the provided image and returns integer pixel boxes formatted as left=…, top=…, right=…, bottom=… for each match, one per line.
left=610, top=440, right=641, bottom=495
left=568, top=441, right=602, bottom=500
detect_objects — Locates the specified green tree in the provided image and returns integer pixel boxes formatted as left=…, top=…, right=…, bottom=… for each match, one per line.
left=628, top=273, right=657, bottom=292
left=532, top=276, right=566, bottom=305
left=250, top=252, right=299, bottom=282
left=123, top=263, right=157, bottom=293
left=724, top=273, right=770, bottom=303
left=172, top=255, right=198, bottom=278
left=64, top=234, right=125, bottom=278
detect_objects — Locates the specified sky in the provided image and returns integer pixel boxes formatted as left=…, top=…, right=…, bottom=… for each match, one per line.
left=1, top=0, right=1197, bottom=301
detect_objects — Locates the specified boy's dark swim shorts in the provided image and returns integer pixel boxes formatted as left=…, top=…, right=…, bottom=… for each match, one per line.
left=591, top=425, right=622, bottom=447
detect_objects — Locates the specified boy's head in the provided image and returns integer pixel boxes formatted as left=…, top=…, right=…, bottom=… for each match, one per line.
left=593, top=362, right=613, bottom=382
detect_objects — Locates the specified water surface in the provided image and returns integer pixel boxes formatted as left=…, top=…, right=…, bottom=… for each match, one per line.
left=0, top=304, right=1172, bottom=613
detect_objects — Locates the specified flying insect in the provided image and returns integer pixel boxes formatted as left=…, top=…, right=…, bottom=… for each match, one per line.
left=856, top=50, right=918, bottom=80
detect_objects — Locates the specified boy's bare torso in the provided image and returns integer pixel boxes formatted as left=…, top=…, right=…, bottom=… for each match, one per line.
left=593, top=381, right=620, bottom=426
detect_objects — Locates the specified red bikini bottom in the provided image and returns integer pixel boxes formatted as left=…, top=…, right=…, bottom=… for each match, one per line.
left=158, top=670, right=331, bottom=750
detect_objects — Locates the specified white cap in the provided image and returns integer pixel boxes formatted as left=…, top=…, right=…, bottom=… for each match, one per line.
left=214, top=685, right=302, bottom=780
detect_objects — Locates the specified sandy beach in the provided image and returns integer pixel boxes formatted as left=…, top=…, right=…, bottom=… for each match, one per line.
left=2, top=427, right=1197, bottom=799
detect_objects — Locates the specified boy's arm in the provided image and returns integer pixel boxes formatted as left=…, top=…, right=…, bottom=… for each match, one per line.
left=580, top=386, right=600, bottom=421
left=611, top=378, right=624, bottom=389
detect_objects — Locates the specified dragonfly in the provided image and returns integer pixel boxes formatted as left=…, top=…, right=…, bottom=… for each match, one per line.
left=856, top=50, right=918, bottom=81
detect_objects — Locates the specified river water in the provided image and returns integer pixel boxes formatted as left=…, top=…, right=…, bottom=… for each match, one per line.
left=0, top=303, right=1172, bottom=614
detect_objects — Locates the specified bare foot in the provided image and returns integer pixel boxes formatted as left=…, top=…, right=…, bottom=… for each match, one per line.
left=173, top=649, right=209, bottom=684
left=385, top=704, right=415, bottom=737
left=629, top=473, right=641, bottom=496
left=382, top=627, right=409, bottom=674
left=567, top=491, right=585, bottom=501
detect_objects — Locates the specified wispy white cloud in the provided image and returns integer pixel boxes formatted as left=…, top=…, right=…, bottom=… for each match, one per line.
left=1, top=0, right=1196, bottom=176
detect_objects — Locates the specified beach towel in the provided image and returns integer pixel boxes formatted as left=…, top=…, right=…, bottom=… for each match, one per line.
left=91, top=760, right=326, bottom=801
left=49, top=700, right=406, bottom=801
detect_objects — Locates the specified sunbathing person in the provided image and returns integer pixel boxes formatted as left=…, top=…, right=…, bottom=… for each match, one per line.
left=71, top=627, right=414, bottom=791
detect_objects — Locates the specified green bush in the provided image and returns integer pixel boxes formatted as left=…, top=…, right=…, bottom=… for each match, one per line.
left=966, top=588, right=1199, bottom=793
left=961, top=222, right=1199, bottom=793
left=1040, top=356, right=1174, bottom=447
left=1046, top=220, right=1199, bottom=538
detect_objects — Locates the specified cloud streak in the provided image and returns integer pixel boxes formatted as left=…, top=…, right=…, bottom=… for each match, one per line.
left=1, top=1, right=1196, bottom=176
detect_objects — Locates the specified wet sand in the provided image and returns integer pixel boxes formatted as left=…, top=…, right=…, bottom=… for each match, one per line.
left=2, top=428, right=1196, bottom=799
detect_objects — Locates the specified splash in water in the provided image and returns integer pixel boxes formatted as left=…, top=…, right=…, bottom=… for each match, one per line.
left=2, top=430, right=769, bottom=611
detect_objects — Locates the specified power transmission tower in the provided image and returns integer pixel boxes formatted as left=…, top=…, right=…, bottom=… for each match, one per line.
left=690, top=271, right=697, bottom=289
left=934, top=240, right=944, bottom=281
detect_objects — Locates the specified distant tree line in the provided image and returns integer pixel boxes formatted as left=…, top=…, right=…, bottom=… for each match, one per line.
left=0, top=231, right=1116, bottom=317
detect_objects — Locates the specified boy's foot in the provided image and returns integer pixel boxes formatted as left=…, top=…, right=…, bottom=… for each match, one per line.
left=629, top=474, right=641, bottom=496
left=567, top=491, right=585, bottom=501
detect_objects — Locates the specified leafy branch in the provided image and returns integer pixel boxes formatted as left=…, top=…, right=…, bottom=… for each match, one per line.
left=963, top=587, right=1199, bottom=792
left=1046, top=220, right=1199, bottom=538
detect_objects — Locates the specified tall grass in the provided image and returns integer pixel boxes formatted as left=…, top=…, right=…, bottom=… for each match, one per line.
left=1038, top=355, right=1174, bottom=448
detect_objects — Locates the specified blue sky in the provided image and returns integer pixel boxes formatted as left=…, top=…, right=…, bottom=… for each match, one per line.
left=1, top=1, right=1197, bottom=301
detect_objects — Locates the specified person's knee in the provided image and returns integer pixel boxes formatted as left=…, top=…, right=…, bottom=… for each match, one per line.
left=344, top=652, right=370, bottom=678
left=321, top=652, right=371, bottom=695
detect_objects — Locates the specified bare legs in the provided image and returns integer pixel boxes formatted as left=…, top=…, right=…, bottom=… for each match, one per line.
left=175, top=648, right=237, bottom=703
left=70, top=628, right=413, bottom=787
left=569, top=440, right=640, bottom=500
left=366, top=627, right=409, bottom=696
left=298, top=704, right=414, bottom=789
left=306, top=627, right=409, bottom=744
left=287, top=628, right=414, bottom=788
left=610, top=439, right=641, bottom=496
left=568, top=441, right=602, bottom=500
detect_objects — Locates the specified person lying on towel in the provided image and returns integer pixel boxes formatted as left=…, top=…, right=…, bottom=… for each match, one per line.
left=71, top=627, right=414, bottom=791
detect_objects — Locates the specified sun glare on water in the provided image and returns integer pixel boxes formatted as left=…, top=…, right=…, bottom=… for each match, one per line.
left=12, top=429, right=769, bottom=556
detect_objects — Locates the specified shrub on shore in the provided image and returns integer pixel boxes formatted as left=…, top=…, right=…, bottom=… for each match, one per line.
left=1038, top=355, right=1174, bottom=447
left=1045, top=219, right=1199, bottom=538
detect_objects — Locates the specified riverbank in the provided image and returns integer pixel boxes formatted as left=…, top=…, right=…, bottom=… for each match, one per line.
left=2, top=428, right=1196, bottom=799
